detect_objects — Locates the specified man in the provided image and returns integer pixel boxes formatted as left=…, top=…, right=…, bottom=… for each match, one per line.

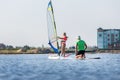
left=75, top=36, right=87, bottom=59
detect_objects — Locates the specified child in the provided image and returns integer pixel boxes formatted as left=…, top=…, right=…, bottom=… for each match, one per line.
left=58, top=32, right=68, bottom=57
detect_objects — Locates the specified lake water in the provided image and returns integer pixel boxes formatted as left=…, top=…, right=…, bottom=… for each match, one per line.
left=0, top=53, right=120, bottom=80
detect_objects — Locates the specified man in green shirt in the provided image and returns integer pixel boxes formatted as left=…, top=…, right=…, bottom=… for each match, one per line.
left=75, top=36, right=87, bottom=59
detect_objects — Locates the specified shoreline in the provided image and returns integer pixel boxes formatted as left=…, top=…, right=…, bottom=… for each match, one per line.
left=0, top=49, right=120, bottom=54
left=96, top=49, right=120, bottom=53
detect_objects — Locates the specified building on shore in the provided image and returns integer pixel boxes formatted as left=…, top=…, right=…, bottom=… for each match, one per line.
left=97, top=27, right=120, bottom=49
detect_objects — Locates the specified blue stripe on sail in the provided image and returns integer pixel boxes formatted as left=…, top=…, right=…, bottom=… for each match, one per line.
left=48, top=1, right=51, bottom=10
left=48, top=1, right=51, bottom=7
left=48, top=41, right=59, bottom=53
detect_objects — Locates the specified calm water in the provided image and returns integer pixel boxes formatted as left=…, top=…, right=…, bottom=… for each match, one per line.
left=0, top=53, right=120, bottom=80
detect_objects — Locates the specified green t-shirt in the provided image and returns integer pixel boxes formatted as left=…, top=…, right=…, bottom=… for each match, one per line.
left=76, top=40, right=86, bottom=50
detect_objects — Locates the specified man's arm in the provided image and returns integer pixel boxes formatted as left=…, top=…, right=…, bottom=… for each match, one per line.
left=84, top=43, right=87, bottom=58
left=85, top=43, right=87, bottom=50
left=75, top=44, right=78, bottom=55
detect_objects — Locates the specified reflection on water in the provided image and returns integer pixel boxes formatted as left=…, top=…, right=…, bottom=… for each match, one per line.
left=0, top=53, right=120, bottom=80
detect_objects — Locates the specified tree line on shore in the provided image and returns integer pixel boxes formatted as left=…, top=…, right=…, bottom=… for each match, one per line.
left=0, top=43, right=98, bottom=54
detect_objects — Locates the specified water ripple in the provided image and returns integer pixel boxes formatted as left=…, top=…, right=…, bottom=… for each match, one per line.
left=0, top=54, right=120, bottom=80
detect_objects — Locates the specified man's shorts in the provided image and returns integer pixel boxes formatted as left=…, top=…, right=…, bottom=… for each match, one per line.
left=76, top=50, right=85, bottom=55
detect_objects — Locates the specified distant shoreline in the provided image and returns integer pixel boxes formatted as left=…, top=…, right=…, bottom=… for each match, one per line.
left=0, top=51, right=120, bottom=55
left=96, top=49, right=120, bottom=53
left=0, top=49, right=120, bottom=54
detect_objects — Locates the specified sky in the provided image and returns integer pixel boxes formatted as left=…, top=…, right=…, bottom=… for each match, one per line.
left=0, top=0, right=120, bottom=47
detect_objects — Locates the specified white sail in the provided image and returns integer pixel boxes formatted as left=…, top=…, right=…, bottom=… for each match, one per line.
left=47, top=0, right=59, bottom=54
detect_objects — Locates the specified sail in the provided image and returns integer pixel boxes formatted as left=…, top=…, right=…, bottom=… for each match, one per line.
left=47, top=0, right=59, bottom=54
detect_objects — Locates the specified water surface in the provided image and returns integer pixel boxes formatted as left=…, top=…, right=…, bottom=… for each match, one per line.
left=0, top=53, right=120, bottom=80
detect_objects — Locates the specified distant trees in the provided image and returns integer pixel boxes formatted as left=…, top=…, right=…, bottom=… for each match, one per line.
left=69, top=46, right=75, bottom=49
left=0, top=43, right=14, bottom=50
left=0, top=43, right=6, bottom=49
left=21, top=45, right=30, bottom=52
left=6, top=45, right=14, bottom=50
left=0, top=43, right=98, bottom=53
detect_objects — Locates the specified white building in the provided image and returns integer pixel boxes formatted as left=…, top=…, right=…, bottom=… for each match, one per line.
left=97, top=28, right=120, bottom=49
